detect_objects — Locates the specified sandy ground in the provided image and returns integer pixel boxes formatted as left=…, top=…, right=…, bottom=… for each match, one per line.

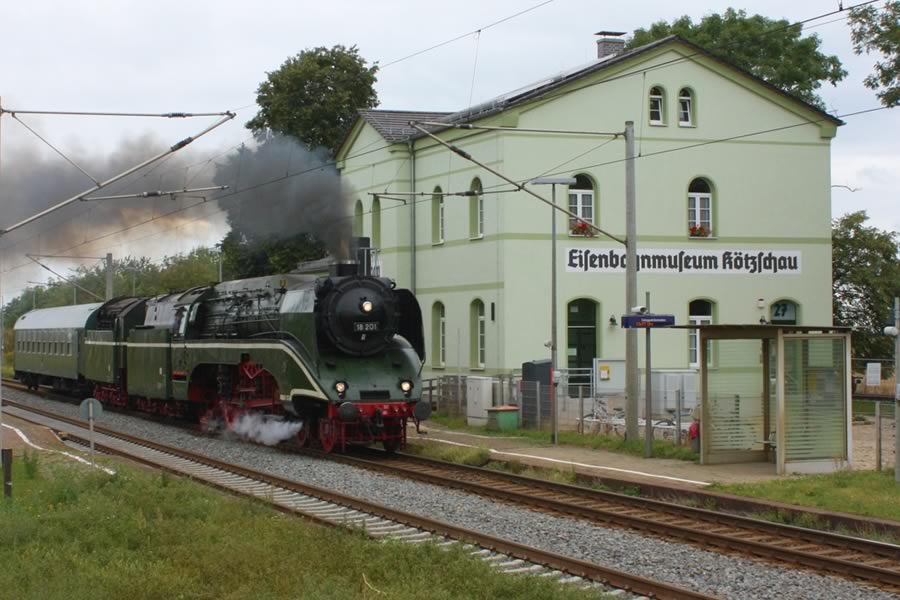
left=0, top=413, right=68, bottom=454
left=852, top=419, right=897, bottom=471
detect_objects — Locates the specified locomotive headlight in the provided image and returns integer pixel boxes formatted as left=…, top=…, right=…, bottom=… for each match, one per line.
left=361, top=300, right=374, bottom=313
left=399, top=380, right=413, bottom=395
left=334, top=381, right=348, bottom=397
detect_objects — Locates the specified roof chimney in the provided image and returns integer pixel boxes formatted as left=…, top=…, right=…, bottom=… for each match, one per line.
left=595, top=31, right=626, bottom=59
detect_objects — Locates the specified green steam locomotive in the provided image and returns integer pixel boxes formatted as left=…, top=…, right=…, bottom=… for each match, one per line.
left=13, top=263, right=429, bottom=452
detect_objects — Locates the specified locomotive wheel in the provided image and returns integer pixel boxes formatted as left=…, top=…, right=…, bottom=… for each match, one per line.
left=319, top=418, right=338, bottom=453
left=296, top=420, right=311, bottom=448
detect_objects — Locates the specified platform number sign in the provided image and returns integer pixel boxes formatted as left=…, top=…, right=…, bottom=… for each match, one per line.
left=770, top=301, right=797, bottom=324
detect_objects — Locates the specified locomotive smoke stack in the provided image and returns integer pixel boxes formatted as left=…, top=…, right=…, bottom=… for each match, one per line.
left=330, top=260, right=359, bottom=277
left=337, top=236, right=351, bottom=261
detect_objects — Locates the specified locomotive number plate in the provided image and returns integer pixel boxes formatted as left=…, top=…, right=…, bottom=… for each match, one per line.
left=353, top=322, right=380, bottom=332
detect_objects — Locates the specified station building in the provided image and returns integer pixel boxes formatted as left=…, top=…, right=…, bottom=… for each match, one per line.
left=336, top=35, right=840, bottom=382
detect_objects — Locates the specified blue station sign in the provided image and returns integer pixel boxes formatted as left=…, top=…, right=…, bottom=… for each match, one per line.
left=621, top=314, right=676, bottom=329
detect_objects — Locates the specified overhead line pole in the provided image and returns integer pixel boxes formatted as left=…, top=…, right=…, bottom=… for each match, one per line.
left=625, top=122, right=639, bottom=441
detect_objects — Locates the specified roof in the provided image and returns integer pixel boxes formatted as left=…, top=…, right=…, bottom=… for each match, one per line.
left=358, top=110, right=452, bottom=142
left=345, top=36, right=842, bottom=148
left=14, top=303, right=103, bottom=330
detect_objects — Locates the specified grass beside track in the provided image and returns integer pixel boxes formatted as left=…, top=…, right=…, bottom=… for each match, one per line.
left=428, top=412, right=698, bottom=462
left=0, top=452, right=606, bottom=600
left=711, top=469, right=900, bottom=525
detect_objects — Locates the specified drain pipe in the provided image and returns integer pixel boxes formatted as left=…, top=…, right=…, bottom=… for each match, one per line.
left=408, top=140, right=417, bottom=293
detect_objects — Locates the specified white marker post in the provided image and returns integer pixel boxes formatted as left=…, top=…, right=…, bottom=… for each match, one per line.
left=79, top=398, right=103, bottom=468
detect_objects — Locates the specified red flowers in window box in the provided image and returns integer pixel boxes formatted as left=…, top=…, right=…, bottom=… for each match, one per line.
left=570, top=220, right=595, bottom=237
left=689, top=225, right=711, bottom=238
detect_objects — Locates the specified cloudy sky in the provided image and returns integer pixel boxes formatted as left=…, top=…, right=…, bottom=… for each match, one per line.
left=0, top=0, right=896, bottom=298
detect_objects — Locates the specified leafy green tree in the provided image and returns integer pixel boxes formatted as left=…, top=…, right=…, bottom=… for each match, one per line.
left=246, top=45, right=379, bottom=154
left=627, top=8, right=846, bottom=108
left=220, top=230, right=325, bottom=279
left=850, top=1, right=900, bottom=107
left=832, top=211, right=900, bottom=359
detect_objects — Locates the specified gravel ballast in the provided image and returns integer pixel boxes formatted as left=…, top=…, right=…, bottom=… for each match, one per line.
left=8, top=387, right=899, bottom=600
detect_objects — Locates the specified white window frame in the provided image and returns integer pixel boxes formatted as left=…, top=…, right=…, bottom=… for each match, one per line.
left=568, top=189, right=594, bottom=234
left=649, top=91, right=664, bottom=125
left=439, top=309, right=446, bottom=367
left=438, top=197, right=445, bottom=243
left=688, top=316, right=712, bottom=368
left=477, top=303, right=486, bottom=368
left=687, top=192, right=712, bottom=235
left=477, top=193, right=484, bottom=238
left=679, top=91, right=693, bottom=126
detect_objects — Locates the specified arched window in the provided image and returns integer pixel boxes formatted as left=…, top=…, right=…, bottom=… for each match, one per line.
left=687, top=178, right=713, bottom=238
left=568, top=175, right=595, bottom=234
left=432, top=302, right=446, bottom=367
left=353, top=200, right=363, bottom=237
left=567, top=299, right=598, bottom=380
left=649, top=86, right=665, bottom=125
left=371, top=196, right=381, bottom=248
left=470, top=299, right=486, bottom=368
left=770, top=300, right=798, bottom=325
left=469, top=178, right=484, bottom=239
left=689, top=299, right=713, bottom=367
left=432, top=186, right=444, bottom=244
left=678, top=88, right=694, bottom=126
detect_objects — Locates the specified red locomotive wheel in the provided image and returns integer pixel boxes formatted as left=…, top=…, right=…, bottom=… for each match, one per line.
left=319, top=418, right=338, bottom=453
left=296, top=420, right=310, bottom=448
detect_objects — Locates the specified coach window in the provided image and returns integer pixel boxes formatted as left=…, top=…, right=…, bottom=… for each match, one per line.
left=470, top=299, right=486, bottom=368
left=469, top=178, right=484, bottom=240
left=432, top=187, right=445, bottom=244
left=432, top=302, right=446, bottom=368
left=689, top=299, right=714, bottom=368
left=567, top=299, right=598, bottom=380
left=371, top=196, right=381, bottom=248
left=353, top=200, right=363, bottom=237
left=687, top=178, right=713, bottom=238
left=568, top=175, right=595, bottom=234
left=770, top=300, right=798, bottom=325
left=649, top=86, right=665, bottom=125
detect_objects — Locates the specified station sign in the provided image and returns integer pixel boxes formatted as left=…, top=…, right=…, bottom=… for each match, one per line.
left=620, top=314, right=675, bottom=329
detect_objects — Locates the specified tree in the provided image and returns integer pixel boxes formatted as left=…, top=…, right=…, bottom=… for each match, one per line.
left=850, top=1, right=900, bottom=108
left=627, top=9, right=846, bottom=108
left=246, top=45, right=379, bottom=154
left=832, top=211, right=900, bottom=359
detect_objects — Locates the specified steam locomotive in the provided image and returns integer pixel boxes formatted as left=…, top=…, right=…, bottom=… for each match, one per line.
left=12, top=261, right=430, bottom=452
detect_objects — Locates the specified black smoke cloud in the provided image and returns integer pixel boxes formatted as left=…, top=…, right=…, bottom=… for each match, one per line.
left=211, top=134, right=352, bottom=260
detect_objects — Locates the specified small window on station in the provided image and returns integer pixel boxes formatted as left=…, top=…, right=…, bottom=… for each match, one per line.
left=770, top=300, right=798, bottom=325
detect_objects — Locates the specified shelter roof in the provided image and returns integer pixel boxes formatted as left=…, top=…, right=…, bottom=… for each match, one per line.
left=14, top=303, right=103, bottom=330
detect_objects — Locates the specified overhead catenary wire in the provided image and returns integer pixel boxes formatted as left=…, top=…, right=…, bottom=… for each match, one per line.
left=414, top=122, right=621, bottom=137
left=10, top=114, right=101, bottom=185
left=379, top=0, right=555, bottom=68
left=26, top=255, right=103, bottom=301
left=0, top=109, right=233, bottom=118
left=0, top=104, right=890, bottom=281
left=0, top=112, right=235, bottom=235
left=410, top=121, right=627, bottom=245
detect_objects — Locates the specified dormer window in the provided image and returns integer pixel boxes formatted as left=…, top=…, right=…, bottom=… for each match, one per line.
left=649, top=87, right=665, bottom=125
left=679, top=88, right=694, bottom=126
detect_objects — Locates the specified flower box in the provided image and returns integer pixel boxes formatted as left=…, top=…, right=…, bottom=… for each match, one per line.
left=570, top=220, right=596, bottom=237
left=689, top=225, right=711, bottom=238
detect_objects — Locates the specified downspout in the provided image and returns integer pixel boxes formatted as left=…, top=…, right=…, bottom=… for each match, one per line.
left=408, top=139, right=417, bottom=293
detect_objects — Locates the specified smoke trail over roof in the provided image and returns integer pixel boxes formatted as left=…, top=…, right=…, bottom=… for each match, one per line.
left=211, top=134, right=352, bottom=260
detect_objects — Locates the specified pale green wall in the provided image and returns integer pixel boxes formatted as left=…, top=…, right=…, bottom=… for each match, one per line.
left=339, top=42, right=835, bottom=378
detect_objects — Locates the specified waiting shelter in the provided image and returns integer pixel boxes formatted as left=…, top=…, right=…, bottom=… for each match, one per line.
left=675, top=325, right=853, bottom=475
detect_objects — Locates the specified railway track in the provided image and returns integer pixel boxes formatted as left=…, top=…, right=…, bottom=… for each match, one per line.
left=3, top=399, right=713, bottom=600
left=309, top=447, right=900, bottom=594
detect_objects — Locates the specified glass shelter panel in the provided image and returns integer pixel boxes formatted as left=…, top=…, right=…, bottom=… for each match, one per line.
left=705, top=339, right=765, bottom=457
left=783, top=337, right=847, bottom=462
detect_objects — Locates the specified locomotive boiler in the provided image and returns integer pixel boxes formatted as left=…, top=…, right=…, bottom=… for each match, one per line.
left=13, top=263, right=430, bottom=452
